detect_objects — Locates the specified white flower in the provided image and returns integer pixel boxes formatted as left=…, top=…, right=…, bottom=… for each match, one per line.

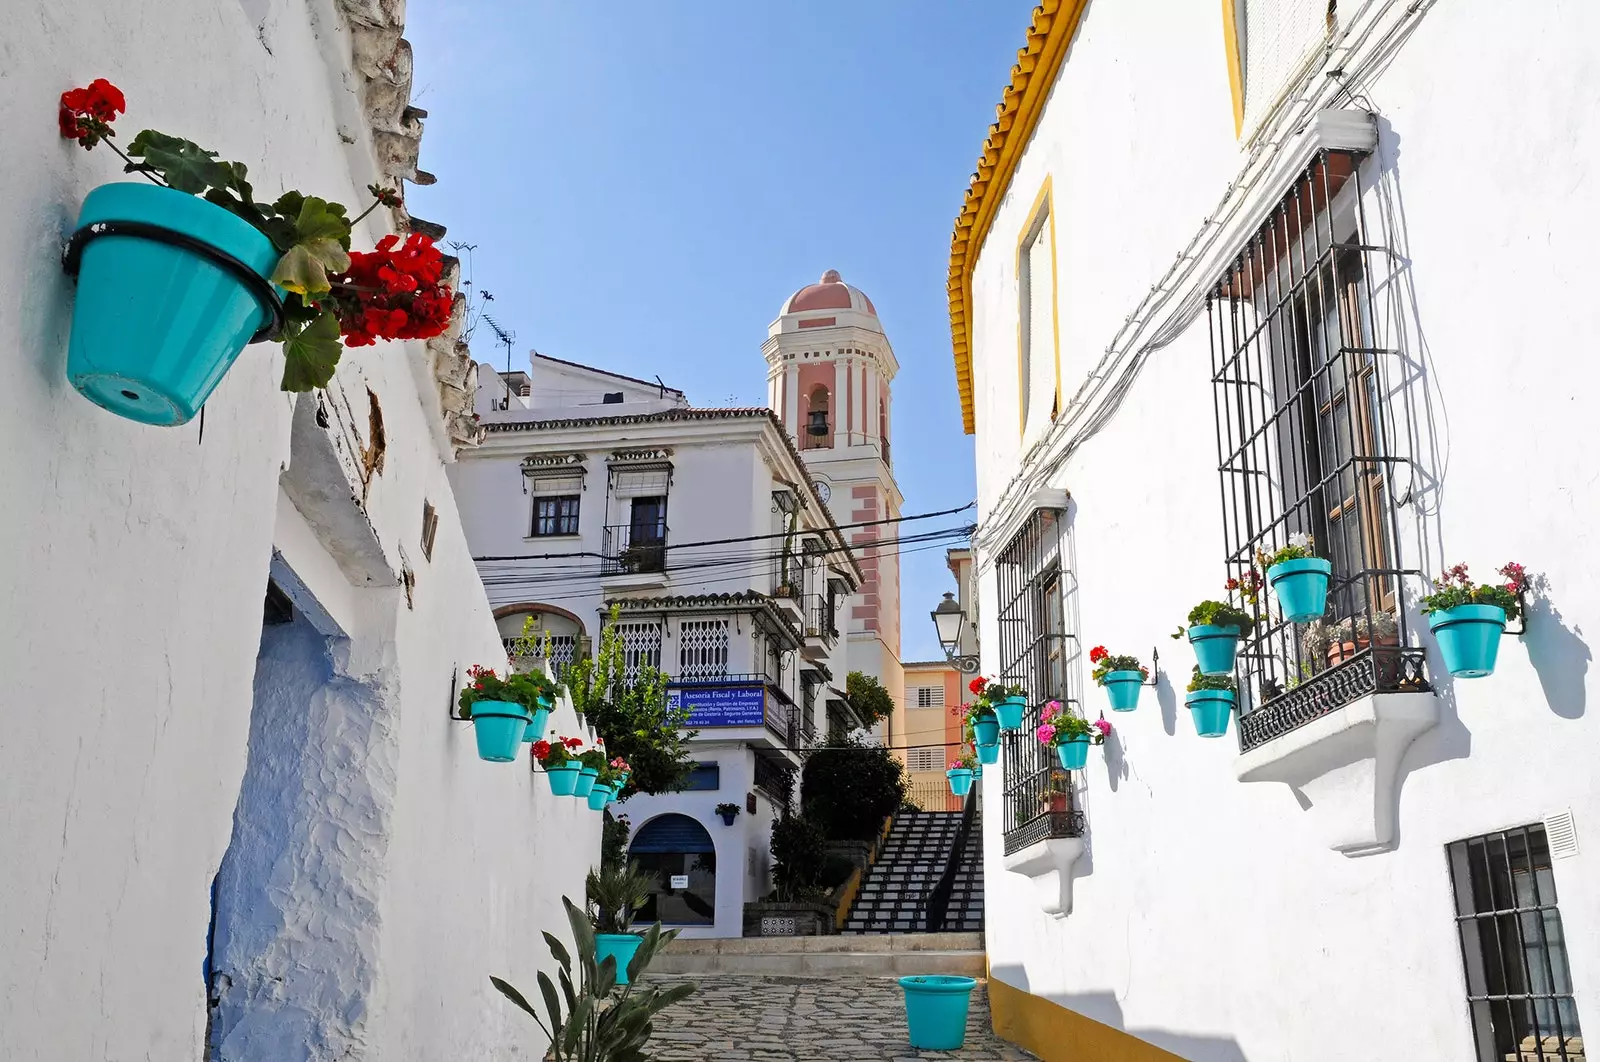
left=1288, top=531, right=1313, bottom=550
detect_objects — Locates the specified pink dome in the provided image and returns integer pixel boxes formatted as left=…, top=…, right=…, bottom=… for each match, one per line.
left=782, top=269, right=878, bottom=317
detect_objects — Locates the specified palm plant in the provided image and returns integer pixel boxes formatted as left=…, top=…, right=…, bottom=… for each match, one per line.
left=491, top=897, right=694, bottom=1062
left=586, top=862, right=654, bottom=935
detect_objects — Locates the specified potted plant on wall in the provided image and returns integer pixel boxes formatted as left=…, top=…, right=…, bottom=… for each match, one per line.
left=584, top=863, right=658, bottom=986
left=946, top=748, right=977, bottom=797
left=965, top=695, right=1002, bottom=758
left=715, top=802, right=741, bottom=826
left=456, top=665, right=534, bottom=763
left=1185, top=667, right=1237, bottom=738
left=1090, top=646, right=1149, bottom=712
left=512, top=670, right=560, bottom=743
left=970, top=676, right=1027, bottom=731
left=1035, top=703, right=1110, bottom=771
left=1260, top=533, right=1333, bottom=623
left=574, top=743, right=607, bottom=799
left=55, top=81, right=452, bottom=425
left=533, top=737, right=586, bottom=795
left=1422, top=562, right=1527, bottom=678
left=1175, top=590, right=1255, bottom=676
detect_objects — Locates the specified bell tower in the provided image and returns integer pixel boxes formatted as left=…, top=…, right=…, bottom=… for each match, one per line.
left=763, top=270, right=904, bottom=718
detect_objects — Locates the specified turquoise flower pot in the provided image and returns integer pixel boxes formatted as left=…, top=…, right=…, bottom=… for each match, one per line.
left=899, top=975, right=977, bottom=1051
left=1103, top=671, right=1143, bottom=712
left=544, top=763, right=582, bottom=795
left=573, top=767, right=599, bottom=798
left=605, top=786, right=620, bottom=806
left=1429, top=604, right=1508, bottom=678
left=946, top=768, right=973, bottom=797
left=1055, top=736, right=1090, bottom=770
left=994, top=695, right=1027, bottom=731
left=972, top=763, right=983, bottom=778
left=1187, top=689, right=1236, bottom=738
left=521, top=705, right=552, bottom=742
left=586, top=783, right=614, bottom=811
left=469, top=701, right=530, bottom=763
left=1268, top=557, right=1333, bottom=623
left=1188, top=624, right=1242, bottom=676
left=977, top=741, right=1000, bottom=765
left=64, top=183, right=282, bottom=426
left=973, top=714, right=1000, bottom=748
left=596, top=933, right=644, bottom=985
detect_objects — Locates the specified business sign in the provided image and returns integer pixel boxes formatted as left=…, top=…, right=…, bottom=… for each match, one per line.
left=669, top=874, right=690, bottom=890
left=667, top=684, right=766, bottom=728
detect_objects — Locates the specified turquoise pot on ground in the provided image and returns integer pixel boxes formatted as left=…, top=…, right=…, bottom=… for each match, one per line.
left=469, top=700, right=530, bottom=762
left=596, top=933, right=644, bottom=985
left=994, top=695, right=1026, bottom=731
left=65, top=183, right=282, bottom=426
left=1103, top=671, right=1143, bottom=712
left=946, top=769, right=973, bottom=797
left=521, top=705, right=552, bottom=742
left=899, top=975, right=977, bottom=1051
left=586, top=783, right=614, bottom=811
left=1055, top=736, right=1090, bottom=771
left=573, top=767, right=599, bottom=798
left=1187, top=689, right=1236, bottom=738
left=976, top=741, right=1000, bottom=765
left=1429, top=604, right=1508, bottom=678
left=1267, top=557, right=1333, bottom=623
left=973, top=714, right=1000, bottom=748
left=1188, top=624, right=1243, bottom=676
left=544, top=763, right=582, bottom=796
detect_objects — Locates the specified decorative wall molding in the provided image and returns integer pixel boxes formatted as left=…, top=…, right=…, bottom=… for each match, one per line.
left=521, top=452, right=586, bottom=473
left=609, top=447, right=674, bottom=464
left=1003, top=837, right=1085, bottom=918
left=1235, top=691, right=1439, bottom=857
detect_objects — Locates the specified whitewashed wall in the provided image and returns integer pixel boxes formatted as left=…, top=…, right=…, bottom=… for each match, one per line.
left=969, top=2, right=1600, bottom=1059
left=0, top=3, right=589, bottom=1059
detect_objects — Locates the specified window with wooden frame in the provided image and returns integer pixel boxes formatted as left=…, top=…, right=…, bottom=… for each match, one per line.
left=1017, top=183, right=1058, bottom=446
left=531, top=494, right=580, bottom=537
left=1207, top=147, right=1428, bottom=753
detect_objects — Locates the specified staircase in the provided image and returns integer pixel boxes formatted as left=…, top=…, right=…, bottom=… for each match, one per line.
left=842, top=809, right=984, bottom=934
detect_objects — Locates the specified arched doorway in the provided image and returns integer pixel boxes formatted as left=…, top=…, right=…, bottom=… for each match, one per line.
left=628, top=813, right=716, bottom=926
left=493, top=604, right=586, bottom=673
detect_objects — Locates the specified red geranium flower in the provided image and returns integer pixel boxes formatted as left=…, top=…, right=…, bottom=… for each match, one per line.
left=564, top=737, right=584, bottom=749
left=58, top=78, right=125, bottom=147
left=1089, top=646, right=1108, bottom=663
left=968, top=677, right=987, bottom=694
left=531, top=741, right=551, bottom=759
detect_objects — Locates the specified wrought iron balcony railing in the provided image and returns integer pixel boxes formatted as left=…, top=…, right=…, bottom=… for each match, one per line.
left=602, top=522, right=667, bottom=575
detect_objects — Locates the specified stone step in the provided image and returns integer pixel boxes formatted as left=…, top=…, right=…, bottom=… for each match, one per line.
left=649, top=943, right=985, bottom=977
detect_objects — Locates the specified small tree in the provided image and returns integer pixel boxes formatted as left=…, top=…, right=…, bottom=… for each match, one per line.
left=600, top=811, right=631, bottom=872
left=567, top=607, right=698, bottom=794
left=844, top=671, right=895, bottom=729
left=800, top=735, right=909, bottom=841
left=770, top=813, right=829, bottom=901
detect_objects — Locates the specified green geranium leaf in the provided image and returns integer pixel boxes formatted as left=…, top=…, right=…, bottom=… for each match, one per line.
left=279, top=310, right=343, bottom=392
left=270, top=238, right=351, bottom=296
left=125, top=129, right=239, bottom=195
left=292, top=196, right=352, bottom=245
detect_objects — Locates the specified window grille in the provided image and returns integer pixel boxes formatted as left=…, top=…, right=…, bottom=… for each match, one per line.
left=531, top=495, right=580, bottom=536
left=912, top=685, right=946, bottom=709
left=905, top=746, right=942, bottom=772
left=678, top=619, right=730, bottom=681
left=616, top=622, right=662, bottom=683
left=1447, top=824, right=1584, bottom=1061
left=1207, top=147, right=1428, bottom=753
left=501, top=633, right=577, bottom=674
left=996, top=508, right=1085, bottom=856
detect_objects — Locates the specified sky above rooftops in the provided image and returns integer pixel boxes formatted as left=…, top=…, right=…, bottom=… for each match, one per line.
left=407, top=0, right=1035, bottom=661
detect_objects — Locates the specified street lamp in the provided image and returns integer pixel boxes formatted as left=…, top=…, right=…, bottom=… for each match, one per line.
left=930, top=592, right=979, bottom=673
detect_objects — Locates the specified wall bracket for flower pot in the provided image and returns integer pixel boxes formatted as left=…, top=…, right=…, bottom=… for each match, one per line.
left=1503, top=589, right=1530, bottom=636
left=62, top=219, right=287, bottom=342
left=1142, top=645, right=1160, bottom=687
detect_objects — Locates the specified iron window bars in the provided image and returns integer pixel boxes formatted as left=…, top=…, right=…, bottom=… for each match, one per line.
left=997, top=508, right=1087, bottom=856
left=1206, top=147, right=1429, bottom=752
left=1447, top=825, right=1583, bottom=1061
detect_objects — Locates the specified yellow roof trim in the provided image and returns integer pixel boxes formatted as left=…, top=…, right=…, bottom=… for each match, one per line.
left=947, top=0, right=1089, bottom=435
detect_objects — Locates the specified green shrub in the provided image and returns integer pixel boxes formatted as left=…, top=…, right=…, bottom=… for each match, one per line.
left=800, top=738, right=908, bottom=841
left=844, top=671, right=895, bottom=727
left=770, top=813, right=829, bottom=901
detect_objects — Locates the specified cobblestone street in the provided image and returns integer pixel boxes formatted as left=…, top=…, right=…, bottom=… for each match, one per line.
left=646, top=974, right=1039, bottom=1061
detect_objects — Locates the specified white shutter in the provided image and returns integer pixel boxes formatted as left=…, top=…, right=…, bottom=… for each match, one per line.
left=1240, top=0, right=1330, bottom=136
left=529, top=472, right=584, bottom=495
left=905, top=747, right=941, bottom=772
left=912, top=686, right=946, bottom=709
left=1022, top=216, right=1056, bottom=446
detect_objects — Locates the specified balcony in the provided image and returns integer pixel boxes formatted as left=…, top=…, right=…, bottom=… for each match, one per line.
left=601, top=522, right=668, bottom=589
left=769, top=572, right=805, bottom=627
left=801, top=594, right=838, bottom=661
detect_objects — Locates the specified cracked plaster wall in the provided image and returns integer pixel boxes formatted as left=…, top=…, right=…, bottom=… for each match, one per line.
left=0, top=1, right=585, bottom=1058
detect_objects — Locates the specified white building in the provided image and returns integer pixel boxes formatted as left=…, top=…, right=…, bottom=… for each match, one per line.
left=451, top=353, right=864, bottom=936
left=0, top=3, right=589, bottom=1060
left=954, top=2, right=1600, bottom=1060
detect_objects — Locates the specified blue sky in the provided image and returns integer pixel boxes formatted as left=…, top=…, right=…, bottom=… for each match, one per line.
left=407, top=1, right=1035, bottom=661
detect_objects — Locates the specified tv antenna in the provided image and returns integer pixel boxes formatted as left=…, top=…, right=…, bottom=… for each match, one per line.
left=481, top=313, right=518, bottom=410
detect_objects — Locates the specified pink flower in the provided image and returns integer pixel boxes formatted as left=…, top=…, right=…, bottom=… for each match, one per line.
left=1035, top=723, right=1056, bottom=744
left=1046, top=700, right=1061, bottom=712
left=1093, top=718, right=1112, bottom=737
